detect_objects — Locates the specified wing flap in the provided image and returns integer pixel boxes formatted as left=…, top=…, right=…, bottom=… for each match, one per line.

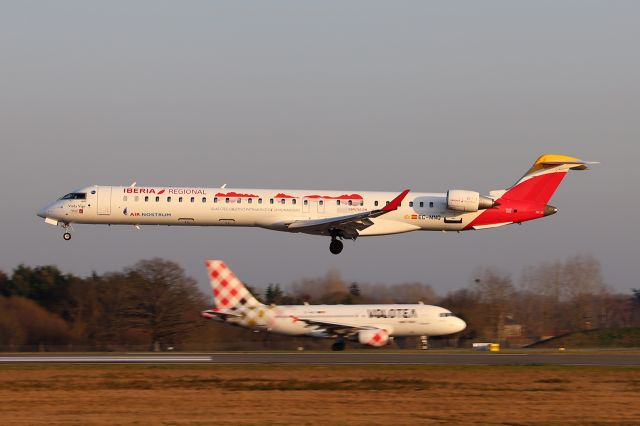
left=286, top=189, right=410, bottom=238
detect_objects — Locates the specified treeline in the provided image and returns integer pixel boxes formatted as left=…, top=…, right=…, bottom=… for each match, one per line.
left=0, top=255, right=639, bottom=351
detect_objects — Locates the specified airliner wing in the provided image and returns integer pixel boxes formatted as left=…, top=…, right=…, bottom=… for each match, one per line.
left=286, top=189, right=410, bottom=238
left=291, top=316, right=379, bottom=336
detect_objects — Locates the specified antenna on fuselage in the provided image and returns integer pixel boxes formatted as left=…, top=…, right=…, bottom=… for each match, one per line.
left=220, top=184, right=227, bottom=189
left=129, top=182, right=137, bottom=188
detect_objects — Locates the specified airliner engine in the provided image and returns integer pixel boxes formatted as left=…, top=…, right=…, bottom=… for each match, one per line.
left=357, top=329, right=390, bottom=347
left=446, top=189, right=496, bottom=212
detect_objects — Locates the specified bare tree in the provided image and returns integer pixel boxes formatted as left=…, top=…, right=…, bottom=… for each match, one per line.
left=124, top=258, right=207, bottom=350
left=472, top=268, right=515, bottom=341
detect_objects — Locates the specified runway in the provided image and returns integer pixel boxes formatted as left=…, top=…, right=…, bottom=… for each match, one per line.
left=1, top=352, right=639, bottom=366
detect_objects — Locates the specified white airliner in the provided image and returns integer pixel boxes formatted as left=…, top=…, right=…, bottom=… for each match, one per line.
left=37, top=154, right=595, bottom=254
left=201, top=260, right=466, bottom=350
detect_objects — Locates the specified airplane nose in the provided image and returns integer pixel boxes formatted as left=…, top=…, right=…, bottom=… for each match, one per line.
left=37, top=207, right=47, bottom=218
left=454, top=317, right=467, bottom=333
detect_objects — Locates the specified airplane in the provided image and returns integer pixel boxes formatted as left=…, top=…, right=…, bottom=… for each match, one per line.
left=37, top=154, right=596, bottom=254
left=201, top=259, right=466, bottom=350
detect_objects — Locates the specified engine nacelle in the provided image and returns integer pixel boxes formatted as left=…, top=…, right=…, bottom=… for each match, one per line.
left=447, top=189, right=496, bottom=212
left=358, top=329, right=390, bottom=347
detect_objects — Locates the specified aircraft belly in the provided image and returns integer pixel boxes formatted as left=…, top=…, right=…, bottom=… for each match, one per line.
left=358, top=218, right=420, bottom=236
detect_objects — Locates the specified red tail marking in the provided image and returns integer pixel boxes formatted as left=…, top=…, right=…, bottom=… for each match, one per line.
left=503, top=172, right=567, bottom=203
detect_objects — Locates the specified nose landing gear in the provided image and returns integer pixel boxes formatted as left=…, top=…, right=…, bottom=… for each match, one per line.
left=62, top=223, right=72, bottom=241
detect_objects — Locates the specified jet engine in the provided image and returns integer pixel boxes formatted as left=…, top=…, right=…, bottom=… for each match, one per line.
left=446, top=189, right=496, bottom=212
left=357, top=329, right=390, bottom=347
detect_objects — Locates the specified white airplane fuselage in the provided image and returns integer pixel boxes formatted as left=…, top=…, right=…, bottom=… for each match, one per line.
left=214, top=303, right=466, bottom=338
left=38, top=185, right=506, bottom=234
left=202, top=259, right=466, bottom=348
left=37, top=155, right=593, bottom=252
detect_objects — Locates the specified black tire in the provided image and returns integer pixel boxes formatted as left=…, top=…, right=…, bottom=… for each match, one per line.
left=329, top=239, right=343, bottom=255
left=63, top=232, right=71, bottom=241
left=331, top=341, right=345, bottom=351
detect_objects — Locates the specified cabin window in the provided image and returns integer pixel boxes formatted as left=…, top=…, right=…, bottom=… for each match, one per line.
left=319, top=200, right=324, bottom=205
left=155, top=196, right=160, bottom=202
left=270, top=199, right=274, bottom=204
left=429, top=202, right=434, bottom=208
left=359, top=200, right=363, bottom=206
left=304, top=199, right=308, bottom=206
left=419, top=201, right=424, bottom=208
left=213, top=197, right=217, bottom=203
left=409, top=201, right=413, bottom=207
left=123, top=196, right=128, bottom=201
left=248, top=198, right=252, bottom=204
left=258, top=198, right=262, bottom=204
left=201, top=197, right=206, bottom=203
left=336, top=200, right=340, bottom=206
left=281, top=199, right=285, bottom=204
left=225, top=198, right=229, bottom=203
left=167, top=197, right=171, bottom=202
left=179, top=197, right=183, bottom=203
left=190, top=197, right=195, bottom=203
left=386, top=201, right=390, bottom=206
left=348, top=200, right=353, bottom=206
left=374, top=201, right=379, bottom=207
left=91, top=190, right=96, bottom=195
left=144, top=196, right=149, bottom=202
left=292, top=199, right=296, bottom=205
left=237, top=198, right=241, bottom=204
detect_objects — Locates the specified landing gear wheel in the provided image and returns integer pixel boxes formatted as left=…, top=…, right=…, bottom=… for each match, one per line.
left=63, top=232, right=71, bottom=241
left=331, top=340, right=345, bottom=351
left=329, top=239, right=343, bottom=255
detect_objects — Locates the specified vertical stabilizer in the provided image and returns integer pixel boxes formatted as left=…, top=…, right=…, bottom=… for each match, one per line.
left=205, top=260, right=263, bottom=309
left=500, top=154, right=592, bottom=204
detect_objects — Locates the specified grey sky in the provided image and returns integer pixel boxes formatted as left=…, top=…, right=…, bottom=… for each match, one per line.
left=1, top=1, right=639, bottom=295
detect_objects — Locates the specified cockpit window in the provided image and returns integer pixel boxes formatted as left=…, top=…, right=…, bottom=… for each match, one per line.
left=439, top=312, right=455, bottom=317
left=59, top=193, right=86, bottom=200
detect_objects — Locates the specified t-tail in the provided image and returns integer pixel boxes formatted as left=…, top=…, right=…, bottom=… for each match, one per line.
left=496, top=154, right=597, bottom=205
left=204, top=260, right=263, bottom=309
left=466, top=154, right=596, bottom=230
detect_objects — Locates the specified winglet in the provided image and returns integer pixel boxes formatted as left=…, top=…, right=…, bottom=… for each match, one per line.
left=382, top=189, right=410, bottom=211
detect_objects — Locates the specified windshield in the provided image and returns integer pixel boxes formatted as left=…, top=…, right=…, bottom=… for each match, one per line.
left=59, top=192, right=86, bottom=200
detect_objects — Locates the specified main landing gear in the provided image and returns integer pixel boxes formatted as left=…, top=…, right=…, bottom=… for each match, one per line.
left=329, top=238, right=343, bottom=255
left=331, top=338, right=345, bottom=351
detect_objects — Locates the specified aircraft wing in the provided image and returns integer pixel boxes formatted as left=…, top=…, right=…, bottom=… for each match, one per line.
left=201, top=309, right=242, bottom=321
left=286, top=189, right=410, bottom=239
left=291, top=316, right=379, bottom=336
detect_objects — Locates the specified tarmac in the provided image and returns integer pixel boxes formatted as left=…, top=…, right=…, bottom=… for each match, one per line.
left=0, top=352, right=638, bottom=366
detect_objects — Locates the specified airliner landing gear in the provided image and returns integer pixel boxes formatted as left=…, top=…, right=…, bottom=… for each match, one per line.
left=419, top=335, right=429, bottom=350
left=331, top=339, right=345, bottom=351
left=329, top=238, right=343, bottom=255
left=62, top=223, right=72, bottom=241
left=329, top=231, right=344, bottom=255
